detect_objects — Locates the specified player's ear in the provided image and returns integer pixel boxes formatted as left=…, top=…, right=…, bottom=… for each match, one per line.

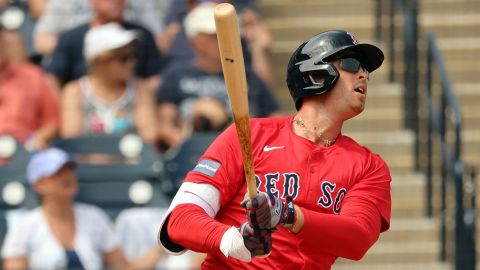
left=310, top=73, right=326, bottom=85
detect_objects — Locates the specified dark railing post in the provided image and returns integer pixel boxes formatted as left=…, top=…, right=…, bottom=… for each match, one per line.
left=455, top=164, right=476, bottom=270
left=439, top=69, right=448, bottom=262
left=388, top=0, right=395, bottom=82
left=403, top=0, right=419, bottom=131
left=439, top=152, right=447, bottom=261
left=426, top=34, right=433, bottom=218
left=411, top=0, right=419, bottom=171
left=464, top=168, right=477, bottom=269
left=454, top=161, right=465, bottom=268
left=403, top=0, right=411, bottom=126
left=375, top=0, right=382, bottom=43
left=375, top=0, right=396, bottom=83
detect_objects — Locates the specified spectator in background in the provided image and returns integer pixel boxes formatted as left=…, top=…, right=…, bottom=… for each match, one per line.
left=159, top=0, right=275, bottom=89
left=60, top=23, right=157, bottom=145
left=1, top=148, right=162, bottom=269
left=28, top=0, right=49, bottom=21
left=0, top=0, right=36, bottom=63
left=33, top=0, right=170, bottom=57
left=0, top=25, right=59, bottom=151
left=44, top=0, right=164, bottom=90
left=156, top=2, right=280, bottom=151
left=115, top=207, right=201, bottom=270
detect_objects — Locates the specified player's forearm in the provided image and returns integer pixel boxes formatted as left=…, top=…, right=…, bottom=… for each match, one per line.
left=296, top=203, right=381, bottom=260
left=167, top=204, right=230, bottom=254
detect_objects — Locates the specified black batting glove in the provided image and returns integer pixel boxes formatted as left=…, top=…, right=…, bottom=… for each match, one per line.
left=241, top=192, right=295, bottom=230
left=239, top=221, right=272, bottom=257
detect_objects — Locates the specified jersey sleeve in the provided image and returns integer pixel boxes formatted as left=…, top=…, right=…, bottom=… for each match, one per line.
left=158, top=125, right=245, bottom=254
left=295, top=152, right=391, bottom=261
left=167, top=204, right=230, bottom=254
left=347, top=153, right=392, bottom=232
left=184, top=124, right=245, bottom=208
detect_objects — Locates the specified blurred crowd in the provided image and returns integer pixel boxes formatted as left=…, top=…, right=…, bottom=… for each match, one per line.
left=0, top=0, right=282, bottom=269
left=0, top=0, right=281, bottom=153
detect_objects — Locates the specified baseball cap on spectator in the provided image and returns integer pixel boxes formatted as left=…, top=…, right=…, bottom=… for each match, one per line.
left=184, top=2, right=217, bottom=38
left=84, top=22, right=137, bottom=62
left=27, top=148, right=76, bottom=185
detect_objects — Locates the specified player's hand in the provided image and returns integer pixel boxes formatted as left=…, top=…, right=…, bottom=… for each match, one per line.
left=239, top=221, right=272, bottom=257
left=219, top=224, right=271, bottom=262
left=241, top=192, right=295, bottom=229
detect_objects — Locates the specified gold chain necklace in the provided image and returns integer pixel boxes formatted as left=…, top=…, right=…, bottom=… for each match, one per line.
left=293, top=116, right=336, bottom=146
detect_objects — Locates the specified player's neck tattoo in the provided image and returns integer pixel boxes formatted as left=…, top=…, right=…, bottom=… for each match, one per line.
left=293, top=116, right=336, bottom=146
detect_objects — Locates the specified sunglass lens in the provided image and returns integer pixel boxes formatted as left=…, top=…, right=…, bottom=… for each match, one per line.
left=340, top=58, right=362, bottom=73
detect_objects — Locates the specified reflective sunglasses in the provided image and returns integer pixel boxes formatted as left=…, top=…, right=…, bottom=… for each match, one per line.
left=339, top=57, right=368, bottom=74
left=114, top=53, right=136, bottom=63
left=102, top=51, right=135, bottom=63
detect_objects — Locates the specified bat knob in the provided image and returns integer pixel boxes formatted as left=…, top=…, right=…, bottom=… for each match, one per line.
left=257, top=252, right=271, bottom=258
left=214, top=3, right=235, bottom=18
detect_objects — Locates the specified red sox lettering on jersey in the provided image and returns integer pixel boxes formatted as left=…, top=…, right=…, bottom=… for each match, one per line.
left=255, top=174, right=347, bottom=214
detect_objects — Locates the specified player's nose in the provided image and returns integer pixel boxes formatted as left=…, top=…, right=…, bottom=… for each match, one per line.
left=357, top=68, right=369, bottom=81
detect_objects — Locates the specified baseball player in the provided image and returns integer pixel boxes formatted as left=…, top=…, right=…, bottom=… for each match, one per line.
left=157, top=30, right=392, bottom=269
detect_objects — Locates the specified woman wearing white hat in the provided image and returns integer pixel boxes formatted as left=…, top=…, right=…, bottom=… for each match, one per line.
left=60, top=23, right=158, bottom=145
left=1, top=148, right=162, bottom=269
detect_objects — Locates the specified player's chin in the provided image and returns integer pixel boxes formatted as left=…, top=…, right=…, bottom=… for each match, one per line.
left=350, top=103, right=365, bottom=114
left=344, top=106, right=365, bottom=121
left=356, top=105, right=365, bottom=114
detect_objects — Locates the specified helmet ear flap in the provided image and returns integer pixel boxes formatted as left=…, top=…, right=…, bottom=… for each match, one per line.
left=299, top=62, right=339, bottom=91
left=293, top=62, right=339, bottom=110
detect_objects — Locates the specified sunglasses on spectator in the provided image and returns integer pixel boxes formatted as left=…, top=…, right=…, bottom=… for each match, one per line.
left=338, top=57, right=368, bottom=74
left=109, top=53, right=136, bottom=63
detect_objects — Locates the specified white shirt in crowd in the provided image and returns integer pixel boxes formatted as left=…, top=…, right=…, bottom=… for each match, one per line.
left=1, top=203, right=119, bottom=270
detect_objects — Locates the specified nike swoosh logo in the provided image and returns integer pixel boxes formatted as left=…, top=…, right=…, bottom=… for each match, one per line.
left=263, top=145, right=285, bottom=152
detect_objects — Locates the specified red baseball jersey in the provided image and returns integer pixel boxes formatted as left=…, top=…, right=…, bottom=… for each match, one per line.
left=184, top=115, right=391, bottom=269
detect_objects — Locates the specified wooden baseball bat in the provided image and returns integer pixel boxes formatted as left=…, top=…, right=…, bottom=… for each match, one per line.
left=214, top=3, right=257, bottom=199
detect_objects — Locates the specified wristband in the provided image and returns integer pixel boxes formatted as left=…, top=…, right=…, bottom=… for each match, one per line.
left=284, top=196, right=295, bottom=225
left=220, top=226, right=252, bottom=262
left=288, top=206, right=302, bottom=234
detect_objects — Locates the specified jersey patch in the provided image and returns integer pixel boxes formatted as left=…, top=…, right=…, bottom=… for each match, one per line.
left=193, top=159, right=221, bottom=177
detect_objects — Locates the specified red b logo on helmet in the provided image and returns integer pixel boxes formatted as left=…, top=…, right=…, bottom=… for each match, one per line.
left=347, top=32, right=359, bottom=45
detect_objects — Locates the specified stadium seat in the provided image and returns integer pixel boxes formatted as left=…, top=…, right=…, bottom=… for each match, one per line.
left=0, top=135, right=36, bottom=255
left=53, top=134, right=170, bottom=219
left=0, top=135, right=36, bottom=210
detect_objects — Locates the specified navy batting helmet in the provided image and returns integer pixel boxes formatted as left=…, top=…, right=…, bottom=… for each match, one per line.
left=286, top=30, right=384, bottom=110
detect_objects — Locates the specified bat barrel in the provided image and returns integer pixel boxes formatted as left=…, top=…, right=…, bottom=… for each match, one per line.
left=214, top=3, right=257, bottom=199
